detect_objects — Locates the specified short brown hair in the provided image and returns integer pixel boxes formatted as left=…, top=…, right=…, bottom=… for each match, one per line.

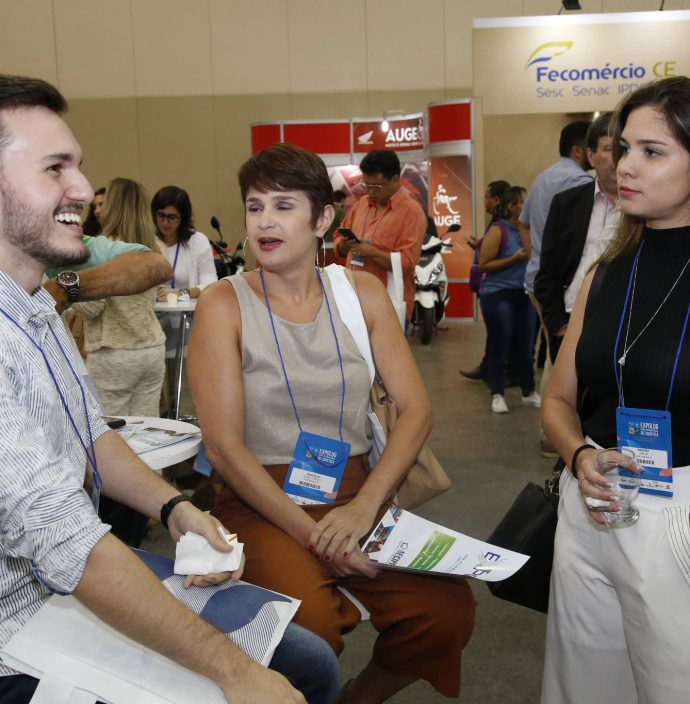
left=238, top=143, right=333, bottom=227
left=0, top=74, right=67, bottom=158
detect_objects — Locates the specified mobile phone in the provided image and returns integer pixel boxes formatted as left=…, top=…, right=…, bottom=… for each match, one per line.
left=103, top=416, right=126, bottom=429
left=338, top=227, right=359, bottom=242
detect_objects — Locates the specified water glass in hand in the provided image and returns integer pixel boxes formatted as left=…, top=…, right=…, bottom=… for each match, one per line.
left=597, top=447, right=641, bottom=528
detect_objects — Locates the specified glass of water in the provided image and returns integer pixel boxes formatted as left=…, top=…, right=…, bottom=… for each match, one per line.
left=597, top=447, right=641, bottom=528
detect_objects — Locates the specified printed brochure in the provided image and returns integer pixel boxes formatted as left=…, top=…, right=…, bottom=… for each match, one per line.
left=116, top=420, right=200, bottom=454
left=362, top=505, right=529, bottom=582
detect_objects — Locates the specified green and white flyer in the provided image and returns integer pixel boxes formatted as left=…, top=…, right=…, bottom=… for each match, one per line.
left=362, top=505, right=529, bottom=582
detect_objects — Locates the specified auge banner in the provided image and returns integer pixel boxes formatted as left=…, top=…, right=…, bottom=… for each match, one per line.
left=473, top=10, right=690, bottom=115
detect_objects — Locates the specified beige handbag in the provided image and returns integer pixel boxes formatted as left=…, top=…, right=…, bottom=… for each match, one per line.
left=325, top=264, right=451, bottom=510
left=369, top=369, right=451, bottom=509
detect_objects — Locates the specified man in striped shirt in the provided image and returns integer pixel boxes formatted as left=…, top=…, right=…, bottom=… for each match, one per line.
left=0, top=75, right=313, bottom=704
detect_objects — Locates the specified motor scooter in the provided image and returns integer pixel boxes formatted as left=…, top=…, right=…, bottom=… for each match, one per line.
left=210, top=216, right=246, bottom=277
left=413, top=225, right=456, bottom=344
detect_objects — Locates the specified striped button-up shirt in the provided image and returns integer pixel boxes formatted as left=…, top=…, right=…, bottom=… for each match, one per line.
left=0, top=272, right=110, bottom=676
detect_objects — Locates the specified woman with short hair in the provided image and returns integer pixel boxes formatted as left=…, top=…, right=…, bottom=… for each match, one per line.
left=188, top=143, right=475, bottom=703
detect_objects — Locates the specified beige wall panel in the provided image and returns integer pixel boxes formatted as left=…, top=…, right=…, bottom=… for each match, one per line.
left=483, top=113, right=569, bottom=197
left=576, top=0, right=604, bottom=10
left=0, top=0, right=57, bottom=83
left=365, top=0, right=445, bottom=91
left=602, top=0, right=674, bottom=9
left=64, top=98, right=141, bottom=189
left=521, top=0, right=568, bottom=14
left=54, top=0, right=136, bottom=98
left=136, top=97, right=217, bottom=236
left=289, top=91, right=369, bottom=119
left=132, top=0, right=213, bottom=96
left=210, top=0, right=290, bottom=95
left=445, top=0, right=522, bottom=89
left=366, top=89, right=447, bottom=117
left=287, top=0, right=367, bottom=93
left=212, top=94, right=292, bottom=238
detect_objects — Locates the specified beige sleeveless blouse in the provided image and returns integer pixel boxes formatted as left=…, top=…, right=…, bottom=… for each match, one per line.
left=228, top=273, right=372, bottom=465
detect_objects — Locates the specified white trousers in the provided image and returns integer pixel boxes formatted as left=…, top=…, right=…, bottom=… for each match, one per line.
left=542, top=464, right=690, bottom=704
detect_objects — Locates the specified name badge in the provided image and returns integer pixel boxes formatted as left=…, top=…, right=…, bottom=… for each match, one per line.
left=283, top=432, right=350, bottom=506
left=616, top=406, right=673, bottom=498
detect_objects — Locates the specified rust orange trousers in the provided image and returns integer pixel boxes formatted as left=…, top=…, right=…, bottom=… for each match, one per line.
left=212, top=454, right=475, bottom=698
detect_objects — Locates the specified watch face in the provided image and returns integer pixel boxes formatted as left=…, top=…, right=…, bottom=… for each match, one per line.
left=58, top=271, right=79, bottom=286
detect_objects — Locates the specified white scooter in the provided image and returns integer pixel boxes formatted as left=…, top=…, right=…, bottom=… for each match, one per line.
left=413, top=226, right=456, bottom=344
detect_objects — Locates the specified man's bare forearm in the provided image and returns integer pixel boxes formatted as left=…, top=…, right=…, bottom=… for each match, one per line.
left=79, top=252, right=172, bottom=298
left=75, top=535, right=255, bottom=693
left=95, top=430, right=180, bottom=519
left=45, top=252, right=173, bottom=313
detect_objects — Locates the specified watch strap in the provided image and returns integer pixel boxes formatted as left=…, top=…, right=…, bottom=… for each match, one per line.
left=160, top=495, right=193, bottom=530
left=56, top=272, right=80, bottom=302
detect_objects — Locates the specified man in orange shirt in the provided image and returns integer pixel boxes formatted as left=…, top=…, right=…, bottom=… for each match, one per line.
left=334, top=150, right=427, bottom=322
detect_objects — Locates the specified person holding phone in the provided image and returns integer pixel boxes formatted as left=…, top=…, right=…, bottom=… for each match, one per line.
left=337, top=227, right=359, bottom=242
left=333, top=150, right=426, bottom=322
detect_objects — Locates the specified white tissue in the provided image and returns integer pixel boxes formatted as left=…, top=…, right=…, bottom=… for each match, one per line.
left=174, top=528, right=244, bottom=576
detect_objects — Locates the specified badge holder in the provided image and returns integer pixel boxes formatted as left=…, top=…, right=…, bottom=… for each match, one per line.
left=283, top=432, right=350, bottom=505
left=616, top=407, right=672, bottom=497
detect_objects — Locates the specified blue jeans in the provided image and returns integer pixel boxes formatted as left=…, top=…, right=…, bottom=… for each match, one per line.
left=480, top=287, right=537, bottom=396
left=270, top=622, right=341, bottom=704
left=0, top=623, right=339, bottom=704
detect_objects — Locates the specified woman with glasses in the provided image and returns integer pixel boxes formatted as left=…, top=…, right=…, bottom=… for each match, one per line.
left=151, top=185, right=217, bottom=302
left=152, top=186, right=217, bottom=412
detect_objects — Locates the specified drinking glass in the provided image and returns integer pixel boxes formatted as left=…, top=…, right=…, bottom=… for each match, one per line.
left=596, top=447, right=641, bottom=528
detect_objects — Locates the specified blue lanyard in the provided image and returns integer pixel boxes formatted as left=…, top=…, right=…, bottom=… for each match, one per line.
left=0, top=306, right=101, bottom=490
left=613, top=244, right=690, bottom=410
left=259, top=268, right=346, bottom=443
left=170, top=242, right=181, bottom=288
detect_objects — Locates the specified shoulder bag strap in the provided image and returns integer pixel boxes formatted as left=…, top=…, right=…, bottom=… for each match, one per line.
left=324, top=264, right=376, bottom=385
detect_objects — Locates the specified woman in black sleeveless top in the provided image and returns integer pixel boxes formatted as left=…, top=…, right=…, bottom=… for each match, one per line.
left=541, top=76, right=690, bottom=704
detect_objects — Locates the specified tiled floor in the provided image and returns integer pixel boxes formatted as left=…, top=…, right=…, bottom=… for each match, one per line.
left=145, top=320, right=553, bottom=703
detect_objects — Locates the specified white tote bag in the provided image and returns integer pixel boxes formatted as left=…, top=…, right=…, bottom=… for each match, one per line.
left=1, top=551, right=300, bottom=704
left=387, top=252, right=406, bottom=330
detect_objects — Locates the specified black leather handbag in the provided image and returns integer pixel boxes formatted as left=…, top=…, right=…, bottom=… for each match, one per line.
left=486, top=471, right=561, bottom=613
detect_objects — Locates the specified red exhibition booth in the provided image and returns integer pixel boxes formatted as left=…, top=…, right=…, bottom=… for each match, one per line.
left=250, top=100, right=477, bottom=320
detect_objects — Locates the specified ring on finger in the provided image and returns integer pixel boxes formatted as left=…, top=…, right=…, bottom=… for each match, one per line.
left=578, top=476, right=587, bottom=488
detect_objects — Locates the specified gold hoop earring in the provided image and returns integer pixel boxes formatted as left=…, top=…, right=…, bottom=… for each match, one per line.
left=242, top=236, right=249, bottom=253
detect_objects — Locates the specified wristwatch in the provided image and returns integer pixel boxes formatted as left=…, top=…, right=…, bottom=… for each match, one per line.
left=55, top=270, right=80, bottom=302
left=160, top=495, right=193, bottom=530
